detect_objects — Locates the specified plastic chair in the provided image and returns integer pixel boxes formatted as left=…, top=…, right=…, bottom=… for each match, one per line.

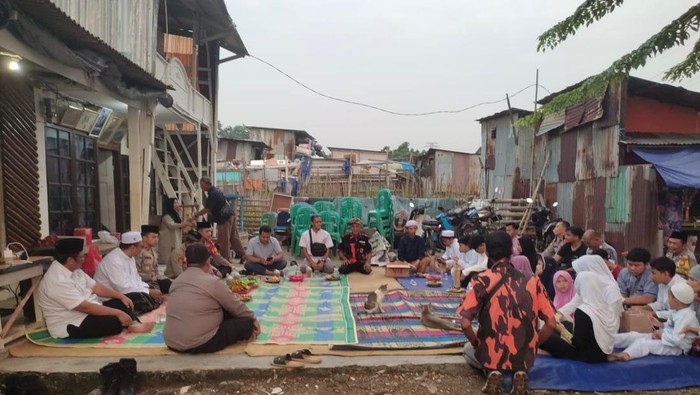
left=314, top=200, right=335, bottom=213
left=320, top=210, right=342, bottom=255
left=259, top=211, right=277, bottom=227
left=291, top=211, right=314, bottom=256
left=339, top=198, right=364, bottom=235
left=368, top=189, right=394, bottom=245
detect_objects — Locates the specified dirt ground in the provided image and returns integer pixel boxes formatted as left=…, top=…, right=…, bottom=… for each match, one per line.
left=140, top=368, right=700, bottom=395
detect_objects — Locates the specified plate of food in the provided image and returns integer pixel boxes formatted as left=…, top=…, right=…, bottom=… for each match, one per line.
left=239, top=294, right=252, bottom=302
left=324, top=274, right=341, bottom=281
left=426, top=280, right=442, bottom=288
left=288, top=274, right=305, bottom=282
left=265, top=276, right=281, bottom=284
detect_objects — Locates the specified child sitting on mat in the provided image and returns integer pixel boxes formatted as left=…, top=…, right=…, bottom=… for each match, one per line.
left=608, top=283, right=699, bottom=362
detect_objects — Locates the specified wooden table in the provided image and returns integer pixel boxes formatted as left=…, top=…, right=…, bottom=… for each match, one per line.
left=0, top=259, right=46, bottom=349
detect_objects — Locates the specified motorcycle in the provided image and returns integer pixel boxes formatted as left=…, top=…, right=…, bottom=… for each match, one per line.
left=454, top=199, right=500, bottom=237
left=529, top=200, right=559, bottom=250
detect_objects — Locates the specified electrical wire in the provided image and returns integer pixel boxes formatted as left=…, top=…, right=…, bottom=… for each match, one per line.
left=250, top=55, right=551, bottom=116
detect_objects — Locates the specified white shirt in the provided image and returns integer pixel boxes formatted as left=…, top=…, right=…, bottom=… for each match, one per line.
left=441, top=239, right=460, bottom=265
left=94, top=248, right=150, bottom=295
left=463, top=252, right=489, bottom=275
left=458, top=249, right=479, bottom=272
left=38, top=261, right=99, bottom=338
left=649, top=275, right=686, bottom=320
left=299, top=228, right=334, bottom=262
left=663, top=306, right=700, bottom=353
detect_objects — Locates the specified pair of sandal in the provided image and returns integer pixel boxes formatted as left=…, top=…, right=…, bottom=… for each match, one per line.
left=270, top=349, right=321, bottom=369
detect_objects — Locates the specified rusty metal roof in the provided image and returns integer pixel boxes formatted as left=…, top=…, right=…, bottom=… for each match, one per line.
left=539, top=76, right=700, bottom=110
left=10, top=0, right=168, bottom=91
left=564, top=96, right=604, bottom=130
left=476, top=108, right=532, bottom=122
left=620, top=132, right=700, bottom=146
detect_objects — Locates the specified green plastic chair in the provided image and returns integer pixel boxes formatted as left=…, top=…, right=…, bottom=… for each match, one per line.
left=314, top=200, right=335, bottom=213
left=320, top=210, right=341, bottom=255
left=368, top=189, right=394, bottom=245
left=259, top=211, right=277, bottom=227
left=291, top=210, right=314, bottom=256
left=339, top=198, right=364, bottom=235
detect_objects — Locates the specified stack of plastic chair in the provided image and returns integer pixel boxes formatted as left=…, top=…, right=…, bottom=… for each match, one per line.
left=290, top=206, right=317, bottom=256
left=259, top=211, right=277, bottom=227
left=339, top=197, right=364, bottom=235
left=320, top=210, right=342, bottom=255
left=368, top=189, right=394, bottom=245
left=313, top=200, right=335, bottom=213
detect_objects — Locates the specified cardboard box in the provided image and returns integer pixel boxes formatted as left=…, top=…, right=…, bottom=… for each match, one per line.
left=385, top=263, right=411, bottom=278
left=619, top=310, right=654, bottom=333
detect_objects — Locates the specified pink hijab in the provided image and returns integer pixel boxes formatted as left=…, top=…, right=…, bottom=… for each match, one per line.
left=552, top=270, right=576, bottom=310
left=511, top=256, right=533, bottom=275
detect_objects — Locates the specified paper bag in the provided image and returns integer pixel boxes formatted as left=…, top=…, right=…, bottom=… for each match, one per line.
left=619, top=310, right=654, bottom=333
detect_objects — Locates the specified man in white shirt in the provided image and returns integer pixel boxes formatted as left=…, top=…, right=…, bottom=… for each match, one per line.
left=437, top=230, right=460, bottom=271
left=632, top=257, right=686, bottom=320
left=299, top=214, right=335, bottom=273
left=39, top=238, right=153, bottom=339
left=94, top=231, right=163, bottom=314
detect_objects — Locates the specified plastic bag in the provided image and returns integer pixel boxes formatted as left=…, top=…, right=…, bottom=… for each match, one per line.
left=83, top=244, right=102, bottom=278
left=100, top=358, right=137, bottom=395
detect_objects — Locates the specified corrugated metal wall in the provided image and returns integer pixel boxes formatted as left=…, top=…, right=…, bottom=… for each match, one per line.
left=558, top=131, right=577, bottom=182
left=0, top=76, right=42, bottom=248
left=51, top=0, right=157, bottom=74
left=248, top=129, right=296, bottom=160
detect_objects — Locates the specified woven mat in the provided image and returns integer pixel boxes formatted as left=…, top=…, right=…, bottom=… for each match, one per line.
left=332, top=289, right=465, bottom=350
left=345, top=269, right=402, bottom=293
left=248, top=277, right=357, bottom=344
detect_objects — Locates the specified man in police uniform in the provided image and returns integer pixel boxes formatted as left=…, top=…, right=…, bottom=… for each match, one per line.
left=135, top=224, right=172, bottom=293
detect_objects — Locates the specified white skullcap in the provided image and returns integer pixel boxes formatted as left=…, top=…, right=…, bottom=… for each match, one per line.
left=671, top=282, right=696, bottom=305
left=405, top=220, right=419, bottom=228
left=121, top=231, right=143, bottom=244
left=442, top=230, right=455, bottom=238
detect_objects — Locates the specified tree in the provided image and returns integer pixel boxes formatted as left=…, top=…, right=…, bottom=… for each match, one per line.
left=386, top=142, right=425, bottom=162
left=218, top=122, right=250, bottom=139
left=519, top=1, right=700, bottom=126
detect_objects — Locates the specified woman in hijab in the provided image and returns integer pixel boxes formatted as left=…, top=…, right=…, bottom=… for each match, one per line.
left=539, top=272, right=619, bottom=362
left=686, top=265, right=700, bottom=322
left=552, top=270, right=576, bottom=311
left=557, top=255, right=624, bottom=320
left=159, top=197, right=194, bottom=266
left=511, top=255, right=534, bottom=275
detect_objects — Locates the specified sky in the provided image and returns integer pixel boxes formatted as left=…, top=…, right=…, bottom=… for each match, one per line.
left=218, top=0, right=699, bottom=154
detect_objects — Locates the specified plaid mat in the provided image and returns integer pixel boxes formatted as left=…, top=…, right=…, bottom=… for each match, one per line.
left=247, top=276, right=358, bottom=344
left=26, top=304, right=167, bottom=348
left=333, top=289, right=465, bottom=350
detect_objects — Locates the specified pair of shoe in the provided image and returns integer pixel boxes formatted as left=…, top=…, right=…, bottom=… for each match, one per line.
left=482, top=370, right=528, bottom=394
left=270, top=349, right=322, bottom=369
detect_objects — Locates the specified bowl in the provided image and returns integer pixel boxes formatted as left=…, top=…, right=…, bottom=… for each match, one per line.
left=288, top=274, right=305, bottom=282
left=426, top=281, right=442, bottom=288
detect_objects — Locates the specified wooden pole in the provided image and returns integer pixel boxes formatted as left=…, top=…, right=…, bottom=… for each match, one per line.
left=519, top=150, right=550, bottom=235
left=347, top=164, right=353, bottom=196
left=1, top=277, right=41, bottom=339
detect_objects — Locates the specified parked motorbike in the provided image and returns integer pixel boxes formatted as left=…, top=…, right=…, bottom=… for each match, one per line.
left=532, top=201, right=559, bottom=250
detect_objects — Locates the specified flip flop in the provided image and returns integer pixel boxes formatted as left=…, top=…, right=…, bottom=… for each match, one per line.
left=447, top=288, right=464, bottom=294
left=271, top=354, right=304, bottom=369
left=290, top=349, right=322, bottom=364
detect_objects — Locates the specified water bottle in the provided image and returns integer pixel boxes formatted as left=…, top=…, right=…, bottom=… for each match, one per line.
left=332, top=266, right=340, bottom=279
left=224, top=273, right=234, bottom=286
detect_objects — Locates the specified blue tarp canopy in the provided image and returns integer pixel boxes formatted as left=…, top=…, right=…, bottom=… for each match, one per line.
left=632, top=147, right=700, bottom=189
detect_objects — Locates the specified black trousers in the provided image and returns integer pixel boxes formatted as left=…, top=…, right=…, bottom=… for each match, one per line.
left=539, top=309, right=608, bottom=363
left=338, top=260, right=371, bottom=275
left=66, top=299, right=138, bottom=339
left=125, top=292, right=161, bottom=314
left=178, top=312, right=254, bottom=354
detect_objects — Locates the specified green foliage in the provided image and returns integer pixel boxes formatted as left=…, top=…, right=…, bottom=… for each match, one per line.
left=520, top=2, right=700, bottom=127
left=218, top=121, right=250, bottom=139
left=386, top=142, right=425, bottom=162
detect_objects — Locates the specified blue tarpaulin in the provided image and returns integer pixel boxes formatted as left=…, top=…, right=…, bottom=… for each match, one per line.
left=633, top=147, right=700, bottom=189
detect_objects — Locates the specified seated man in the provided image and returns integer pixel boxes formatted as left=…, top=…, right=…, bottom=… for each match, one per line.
left=164, top=244, right=260, bottom=353
left=197, top=221, right=234, bottom=276
left=543, top=220, right=569, bottom=257
left=553, top=226, right=587, bottom=273
left=244, top=225, right=287, bottom=275
left=299, top=214, right=336, bottom=274
left=437, top=230, right=460, bottom=272
left=666, top=230, right=698, bottom=278
left=135, top=225, right=172, bottom=293
left=397, top=220, right=432, bottom=273
left=164, top=231, right=201, bottom=279
left=617, top=247, right=658, bottom=307
left=94, top=231, right=162, bottom=314
left=450, top=235, right=477, bottom=291
left=39, top=238, right=153, bottom=339
left=632, top=256, right=685, bottom=320
left=583, top=229, right=618, bottom=263
left=505, top=222, right=521, bottom=257
left=590, top=248, right=622, bottom=279
left=338, top=218, right=372, bottom=275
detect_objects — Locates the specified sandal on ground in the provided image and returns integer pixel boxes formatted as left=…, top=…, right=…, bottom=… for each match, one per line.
left=447, top=288, right=464, bottom=293
left=270, top=354, right=304, bottom=369
left=290, top=349, right=322, bottom=364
